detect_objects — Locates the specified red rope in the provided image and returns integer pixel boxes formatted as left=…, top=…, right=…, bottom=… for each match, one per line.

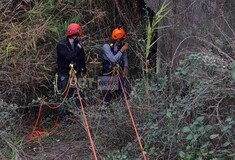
left=27, top=72, right=75, bottom=142
left=75, top=77, right=98, bottom=160
left=28, top=66, right=146, bottom=159
left=28, top=100, right=59, bottom=142
left=45, top=79, right=72, bottom=109
left=28, top=73, right=98, bottom=160
left=28, top=100, right=43, bottom=141
left=97, top=70, right=115, bottom=107
left=116, top=68, right=148, bottom=160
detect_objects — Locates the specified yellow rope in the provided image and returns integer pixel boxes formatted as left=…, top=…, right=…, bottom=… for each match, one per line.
left=55, top=66, right=77, bottom=95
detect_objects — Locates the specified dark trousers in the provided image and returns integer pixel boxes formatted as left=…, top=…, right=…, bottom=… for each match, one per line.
left=102, top=70, right=126, bottom=104
left=58, top=72, right=82, bottom=94
left=57, top=73, right=81, bottom=118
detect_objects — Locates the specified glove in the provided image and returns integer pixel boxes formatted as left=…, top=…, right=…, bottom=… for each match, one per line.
left=73, top=39, right=79, bottom=44
left=69, top=62, right=76, bottom=68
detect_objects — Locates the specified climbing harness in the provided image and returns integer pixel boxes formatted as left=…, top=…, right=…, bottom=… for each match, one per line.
left=54, top=64, right=77, bottom=95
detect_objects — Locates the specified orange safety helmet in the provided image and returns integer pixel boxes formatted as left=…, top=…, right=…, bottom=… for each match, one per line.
left=66, top=23, right=82, bottom=36
left=111, top=27, right=126, bottom=40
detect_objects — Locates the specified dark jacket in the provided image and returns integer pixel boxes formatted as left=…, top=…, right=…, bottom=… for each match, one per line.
left=56, top=37, right=86, bottom=76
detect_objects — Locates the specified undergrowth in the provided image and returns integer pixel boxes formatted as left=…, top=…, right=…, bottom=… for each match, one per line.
left=0, top=0, right=235, bottom=159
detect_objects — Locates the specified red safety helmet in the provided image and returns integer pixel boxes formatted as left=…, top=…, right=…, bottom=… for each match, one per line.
left=111, top=27, right=126, bottom=40
left=66, top=23, right=82, bottom=36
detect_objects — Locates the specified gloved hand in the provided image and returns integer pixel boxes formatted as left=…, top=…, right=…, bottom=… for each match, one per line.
left=69, top=62, right=76, bottom=68
left=73, top=38, right=79, bottom=44
left=73, top=39, right=82, bottom=48
left=123, top=67, right=128, bottom=77
left=120, top=43, right=128, bottom=53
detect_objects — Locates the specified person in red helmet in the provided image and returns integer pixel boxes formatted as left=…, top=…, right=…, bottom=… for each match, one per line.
left=56, top=23, right=86, bottom=118
left=100, top=27, right=129, bottom=110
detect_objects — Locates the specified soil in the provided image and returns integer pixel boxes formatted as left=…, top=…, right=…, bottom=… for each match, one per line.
left=0, top=98, right=134, bottom=160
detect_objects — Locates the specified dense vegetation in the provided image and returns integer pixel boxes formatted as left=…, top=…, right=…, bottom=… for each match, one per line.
left=0, top=0, right=234, bottom=159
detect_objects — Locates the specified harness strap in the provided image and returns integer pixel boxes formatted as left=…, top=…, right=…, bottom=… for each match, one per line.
left=55, top=67, right=77, bottom=95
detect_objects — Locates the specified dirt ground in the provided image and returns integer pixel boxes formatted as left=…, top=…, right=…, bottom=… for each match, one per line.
left=0, top=98, right=135, bottom=160
left=23, top=120, right=94, bottom=160
left=22, top=112, right=105, bottom=160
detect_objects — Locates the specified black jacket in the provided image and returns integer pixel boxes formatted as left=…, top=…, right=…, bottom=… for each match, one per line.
left=56, top=37, right=86, bottom=76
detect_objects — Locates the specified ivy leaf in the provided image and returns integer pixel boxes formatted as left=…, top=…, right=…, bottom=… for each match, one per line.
left=181, top=69, right=187, bottom=75
left=222, top=141, right=231, bottom=147
left=225, top=117, right=232, bottom=122
left=222, top=125, right=231, bottom=132
left=182, top=126, right=191, bottom=133
left=196, top=116, right=205, bottom=123
left=186, top=134, right=193, bottom=140
left=198, top=126, right=205, bottom=133
left=205, top=125, right=213, bottom=131
left=166, top=110, right=172, bottom=118
left=210, top=134, right=219, bottom=139
left=179, top=151, right=185, bottom=158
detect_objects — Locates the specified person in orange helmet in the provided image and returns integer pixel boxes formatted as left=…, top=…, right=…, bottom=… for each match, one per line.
left=100, top=27, right=129, bottom=110
left=56, top=23, right=86, bottom=118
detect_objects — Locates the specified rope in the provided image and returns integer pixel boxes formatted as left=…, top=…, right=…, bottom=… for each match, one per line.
left=28, top=66, right=98, bottom=159
left=97, top=69, right=116, bottom=107
left=47, top=67, right=77, bottom=109
left=102, top=69, right=114, bottom=76
left=45, top=80, right=72, bottom=109
left=116, top=68, right=148, bottom=160
left=28, top=63, right=146, bottom=159
left=75, top=76, right=98, bottom=160
left=97, top=64, right=125, bottom=106
left=28, top=100, right=59, bottom=142
left=28, top=68, right=74, bottom=142
left=26, top=64, right=99, bottom=160
left=55, top=73, right=66, bottom=95
left=55, top=67, right=75, bottom=95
